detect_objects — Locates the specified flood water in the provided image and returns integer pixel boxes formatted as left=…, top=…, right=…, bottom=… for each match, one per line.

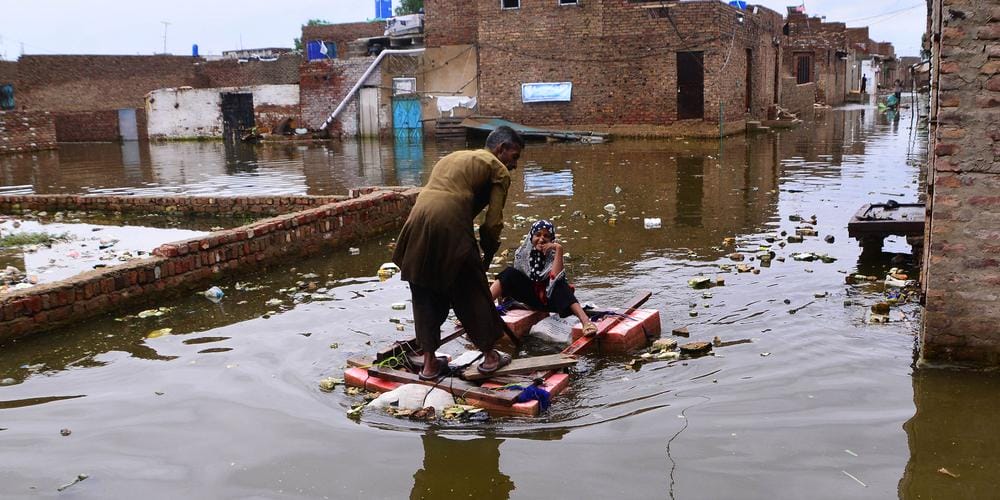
left=2, top=105, right=999, bottom=499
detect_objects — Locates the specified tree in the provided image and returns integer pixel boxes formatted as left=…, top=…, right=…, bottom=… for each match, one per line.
left=395, top=0, right=423, bottom=15
left=294, top=19, right=333, bottom=51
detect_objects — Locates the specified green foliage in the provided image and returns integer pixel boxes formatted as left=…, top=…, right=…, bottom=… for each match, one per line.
left=0, top=231, right=67, bottom=248
left=294, top=19, right=333, bottom=51
left=395, top=0, right=423, bottom=15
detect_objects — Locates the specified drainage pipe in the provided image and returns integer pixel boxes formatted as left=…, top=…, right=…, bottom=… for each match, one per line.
left=319, top=47, right=426, bottom=130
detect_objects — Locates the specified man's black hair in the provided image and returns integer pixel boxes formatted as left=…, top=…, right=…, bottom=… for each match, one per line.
left=485, top=125, right=525, bottom=150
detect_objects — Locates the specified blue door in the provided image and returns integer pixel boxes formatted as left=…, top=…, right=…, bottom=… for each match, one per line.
left=392, top=96, right=421, bottom=141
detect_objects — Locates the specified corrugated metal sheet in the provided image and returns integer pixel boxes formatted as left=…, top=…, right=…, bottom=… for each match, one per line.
left=459, top=117, right=608, bottom=142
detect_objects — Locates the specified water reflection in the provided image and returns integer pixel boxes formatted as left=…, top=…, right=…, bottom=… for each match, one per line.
left=899, top=371, right=1000, bottom=498
left=411, top=434, right=514, bottom=499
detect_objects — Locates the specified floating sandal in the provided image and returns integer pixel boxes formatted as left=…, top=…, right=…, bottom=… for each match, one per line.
left=418, top=356, right=451, bottom=381
left=582, top=322, right=599, bottom=337
left=476, top=351, right=513, bottom=375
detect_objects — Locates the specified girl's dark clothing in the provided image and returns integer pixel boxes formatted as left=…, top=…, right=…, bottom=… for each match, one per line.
left=497, top=267, right=579, bottom=318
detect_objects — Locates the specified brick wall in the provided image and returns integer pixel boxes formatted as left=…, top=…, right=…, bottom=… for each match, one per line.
left=299, top=57, right=379, bottom=133
left=474, top=0, right=781, bottom=133
left=0, top=189, right=418, bottom=342
left=0, top=110, right=57, bottom=154
left=0, top=194, right=346, bottom=217
left=783, top=12, right=848, bottom=106
left=780, top=77, right=816, bottom=115
left=197, top=54, right=302, bottom=87
left=302, top=22, right=386, bottom=59
left=16, top=55, right=200, bottom=112
left=920, top=0, right=1000, bottom=367
left=425, top=0, right=478, bottom=46
left=0, top=60, right=16, bottom=84
left=53, top=110, right=119, bottom=142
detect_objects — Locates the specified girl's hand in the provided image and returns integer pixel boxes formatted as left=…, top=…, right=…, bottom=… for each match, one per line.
left=539, top=242, right=562, bottom=254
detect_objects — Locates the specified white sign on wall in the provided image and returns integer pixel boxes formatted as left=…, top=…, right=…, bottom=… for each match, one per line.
left=521, top=82, right=572, bottom=103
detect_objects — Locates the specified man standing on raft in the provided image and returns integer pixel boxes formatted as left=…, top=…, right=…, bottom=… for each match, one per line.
left=392, top=126, right=524, bottom=380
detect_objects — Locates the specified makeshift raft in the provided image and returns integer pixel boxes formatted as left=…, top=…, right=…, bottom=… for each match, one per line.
left=344, top=292, right=660, bottom=417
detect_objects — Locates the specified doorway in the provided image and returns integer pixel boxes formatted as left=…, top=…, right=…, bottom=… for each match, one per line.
left=117, top=108, right=138, bottom=141
left=359, top=87, right=380, bottom=137
left=221, top=93, right=255, bottom=142
left=745, top=49, right=753, bottom=113
left=677, top=51, right=704, bottom=120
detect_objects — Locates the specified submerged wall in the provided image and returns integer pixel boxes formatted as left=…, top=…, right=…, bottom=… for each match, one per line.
left=0, top=110, right=57, bottom=154
left=0, top=188, right=417, bottom=343
left=921, top=0, right=1000, bottom=367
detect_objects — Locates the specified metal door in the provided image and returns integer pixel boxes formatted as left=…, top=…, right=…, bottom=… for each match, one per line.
left=392, top=95, right=422, bottom=141
left=677, top=51, right=704, bottom=120
left=359, top=87, right=380, bottom=137
left=221, top=93, right=255, bottom=142
left=118, top=108, right=139, bottom=141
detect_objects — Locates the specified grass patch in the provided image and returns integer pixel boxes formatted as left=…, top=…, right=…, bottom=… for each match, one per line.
left=0, top=231, right=68, bottom=248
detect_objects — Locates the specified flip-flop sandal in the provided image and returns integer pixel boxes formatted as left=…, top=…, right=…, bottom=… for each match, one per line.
left=582, top=323, right=599, bottom=337
left=418, top=357, right=451, bottom=381
left=476, top=351, right=512, bottom=375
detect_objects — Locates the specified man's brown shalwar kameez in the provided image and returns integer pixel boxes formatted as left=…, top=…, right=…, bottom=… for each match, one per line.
left=392, top=149, right=510, bottom=353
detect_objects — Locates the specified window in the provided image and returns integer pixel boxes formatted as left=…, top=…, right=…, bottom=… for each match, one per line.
left=393, top=78, right=417, bottom=96
left=795, top=53, right=813, bottom=84
left=559, top=0, right=579, bottom=4
left=502, top=0, right=519, bottom=9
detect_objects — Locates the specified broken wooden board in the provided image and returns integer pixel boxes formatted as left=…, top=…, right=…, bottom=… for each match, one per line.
left=461, top=353, right=577, bottom=381
left=366, top=365, right=520, bottom=405
left=376, top=325, right=466, bottom=363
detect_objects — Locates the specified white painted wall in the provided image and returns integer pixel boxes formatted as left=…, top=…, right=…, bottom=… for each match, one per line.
left=146, top=85, right=299, bottom=139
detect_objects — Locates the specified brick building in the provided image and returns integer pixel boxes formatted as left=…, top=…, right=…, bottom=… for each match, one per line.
left=920, top=0, right=1000, bottom=367
left=782, top=9, right=848, bottom=106
left=467, top=0, right=784, bottom=137
left=301, top=22, right=386, bottom=60
left=13, top=54, right=301, bottom=142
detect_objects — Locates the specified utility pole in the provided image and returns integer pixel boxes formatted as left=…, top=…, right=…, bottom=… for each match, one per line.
left=161, top=21, right=171, bottom=54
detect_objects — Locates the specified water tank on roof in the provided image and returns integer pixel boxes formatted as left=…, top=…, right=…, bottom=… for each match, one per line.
left=192, top=44, right=199, bottom=57
left=375, top=0, right=392, bottom=19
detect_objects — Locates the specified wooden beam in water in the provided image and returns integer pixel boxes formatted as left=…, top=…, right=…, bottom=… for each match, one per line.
left=366, top=365, right=520, bottom=405
left=462, top=353, right=578, bottom=381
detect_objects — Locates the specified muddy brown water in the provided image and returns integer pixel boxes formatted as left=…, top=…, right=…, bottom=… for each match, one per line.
left=2, top=105, right=999, bottom=499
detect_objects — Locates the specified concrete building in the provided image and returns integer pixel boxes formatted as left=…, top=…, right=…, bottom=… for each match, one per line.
left=146, top=85, right=299, bottom=140
left=920, top=0, right=1000, bottom=367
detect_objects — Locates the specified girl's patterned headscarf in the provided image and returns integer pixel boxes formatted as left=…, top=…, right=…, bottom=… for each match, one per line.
left=530, top=219, right=555, bottom=239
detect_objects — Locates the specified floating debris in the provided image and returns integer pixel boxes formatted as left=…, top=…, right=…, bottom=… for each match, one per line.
left=203, top=286, right=224, bottom=302
left=937, top=468, right=960, bottom=478
left=680, top=341, right=712, bottom=355
left=318, top=377, right=344, bottom=392
left=57, top=474, right=89, bottom=492
left=348, top=247, right=361, bottom=256
left=643, top=218, right=662, bottom=229
left=377, top=262, right=400, bottom=281
left=688, top=276, right=712, bottom=289
left=672, top=326, right=690, bottom=337
left=146, top=328, right=173, bottom=339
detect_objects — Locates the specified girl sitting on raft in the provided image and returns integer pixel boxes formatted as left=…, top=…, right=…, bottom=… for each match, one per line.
left=491, top=220, right=599, bottom=337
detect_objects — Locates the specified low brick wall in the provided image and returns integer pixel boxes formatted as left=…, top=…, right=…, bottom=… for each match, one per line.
left=0, top=189, right=418, bottom=343
left=780, top=78, right=817, bottom=117
left=0, top=194, right=347, bottom=218
left=0, top=110, right=57, bottom=155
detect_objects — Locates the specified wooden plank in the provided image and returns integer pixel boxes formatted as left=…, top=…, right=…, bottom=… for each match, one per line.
left=462, top=353, right=578, bottom=381
left=562, top=291, right=652, bottom=356
left=375, top=326, right=466, bottom=363
left=366, top=365, right=520, bottom=405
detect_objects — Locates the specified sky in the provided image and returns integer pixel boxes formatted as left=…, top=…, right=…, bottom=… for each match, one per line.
left=0, top=0, right=926, bottom=60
